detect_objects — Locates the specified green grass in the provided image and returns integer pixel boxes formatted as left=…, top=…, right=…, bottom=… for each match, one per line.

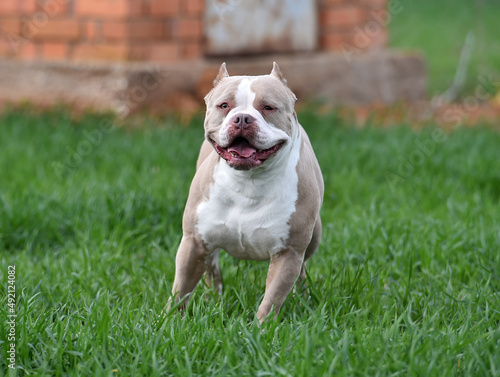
left=389, top=0, right=500, bottom=96
left=1, top=107, right=500, bottom=376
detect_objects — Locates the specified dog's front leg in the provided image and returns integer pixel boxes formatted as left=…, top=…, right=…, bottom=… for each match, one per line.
left=169, top=235, right=207, bottom=310
left=257, top=249, right=304, bottom=323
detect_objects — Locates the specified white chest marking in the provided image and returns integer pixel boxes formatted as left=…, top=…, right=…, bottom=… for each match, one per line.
left=196, top=133, right=301, bottom=261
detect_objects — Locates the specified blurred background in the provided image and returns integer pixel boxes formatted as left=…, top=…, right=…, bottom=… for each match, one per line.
left=0, top=0, right=498, bottom=119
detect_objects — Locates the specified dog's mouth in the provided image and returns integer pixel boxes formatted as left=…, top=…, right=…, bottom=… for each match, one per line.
left=210, top=137, right=284, bottom=170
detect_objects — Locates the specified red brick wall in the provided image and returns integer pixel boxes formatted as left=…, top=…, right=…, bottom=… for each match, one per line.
left=0, top=0, right=204, bottom=61
left=320, top=0, right=388, bottom=51
left=0, top=0, right=386, bottom=62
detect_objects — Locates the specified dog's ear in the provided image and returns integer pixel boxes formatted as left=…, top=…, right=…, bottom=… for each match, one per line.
left=270, top=62, right=297, bottom=101
left=270, top=62, right=287, bottom=85
left=213, top=62, right=229, bottom=87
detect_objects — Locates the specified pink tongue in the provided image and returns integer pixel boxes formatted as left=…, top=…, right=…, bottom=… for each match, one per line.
left=227, top=139, right=257, bottom=158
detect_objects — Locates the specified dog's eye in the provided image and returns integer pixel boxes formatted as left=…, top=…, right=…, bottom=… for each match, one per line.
left=263, top=105, right=274, bottom=111
left=219, top=103, right=229, bottom=109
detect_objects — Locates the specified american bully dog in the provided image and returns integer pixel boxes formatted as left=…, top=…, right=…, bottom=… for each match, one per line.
left=169, top=62, right=324, bottom=323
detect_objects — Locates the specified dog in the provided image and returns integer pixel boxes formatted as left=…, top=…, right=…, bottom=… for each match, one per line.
left=169, top=62, right=324, bottom=323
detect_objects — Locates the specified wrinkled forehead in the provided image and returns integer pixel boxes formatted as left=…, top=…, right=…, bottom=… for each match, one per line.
left=208, top=75, right=295, bottom=108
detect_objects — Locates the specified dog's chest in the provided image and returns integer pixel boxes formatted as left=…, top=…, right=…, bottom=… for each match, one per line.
left=196, top=160, right=299, bottom=260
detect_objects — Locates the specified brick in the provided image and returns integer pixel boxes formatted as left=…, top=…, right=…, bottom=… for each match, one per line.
left=321, top=7, right=365, bottom=29
left=182, top=41, right=203, bottom=59
left=130, top=1, right=147, bottom=17
left=174, top=18, right=203, bottom=40
left=72, top=43, right=130, bottom=61
left=2, top=31, right=30, bottom=54
left=102, top=20, right=129, bottom=40
left=41, top=41, right=68, bottom=59
left=129, top=44, right=150, bottom=60
left=0, top=39, right=12, bottom=56
left=149, top=42, right=180, bottom=61
left=150, top=0, right=180, bottom=17
left=19, top=21, right=37, bottom=42
left=85, top=20, right=100, bottom=41
left=102, top=20, right=165, bottom=41
left=320, top=33, right=346, bottom=50
left=95, top=43, right=131, bottom=61
left=366, top=27, right=387, bottom=49
left=130, top=20, right=165, bottom=40
left=75, top=0, right=142, bottom=19
left=31, top=19, right=81, bottom=41
left=0, top=17, right=22, bottom=35
left=350, top=18, right=387, bottom=49
left=362, top=0, right=387, bottom=10
left=71, top=43, right=89, bottom=59
left=38, top=0, right=70, bottom=17
left=0, top=38, right=23, bottom=57
left=369, top=9, right=392, bottom=26
left=21, top=0, right=37, bottom=13
left=0, top=2, right=16, bottom=16
left=183, top=0, right=204, bottom=15
left=0, top=0, right=37, bottom=14
left=17, top=41, right=39, bottom=59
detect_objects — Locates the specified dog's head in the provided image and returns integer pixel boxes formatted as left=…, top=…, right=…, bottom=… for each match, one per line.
left=203, top=62, right=298, bottom=171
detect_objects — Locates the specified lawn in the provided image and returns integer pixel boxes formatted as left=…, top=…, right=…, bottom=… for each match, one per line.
left=0, top=107, right=499, bottom=376
left=389, top=0, right=500, bottom=97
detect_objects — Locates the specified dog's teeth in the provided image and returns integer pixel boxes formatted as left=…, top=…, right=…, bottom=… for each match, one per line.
left=230, top=151, right=237, bottom=157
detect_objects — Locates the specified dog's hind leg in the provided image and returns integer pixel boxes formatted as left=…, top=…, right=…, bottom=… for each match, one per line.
left=298, top=217, right=322, bottom=288
left=204, top=248, right=223, bottom=295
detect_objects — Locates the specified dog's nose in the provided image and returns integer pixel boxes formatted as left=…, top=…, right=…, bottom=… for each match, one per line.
left=229, top=113, right=255, bottom=129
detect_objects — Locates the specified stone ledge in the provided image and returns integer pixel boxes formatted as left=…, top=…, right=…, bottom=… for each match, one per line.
left=0, top=51, right=426, bottom=115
